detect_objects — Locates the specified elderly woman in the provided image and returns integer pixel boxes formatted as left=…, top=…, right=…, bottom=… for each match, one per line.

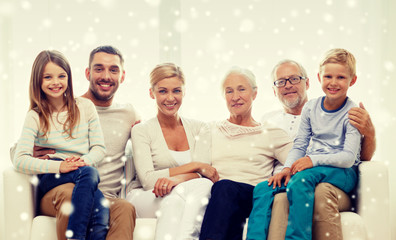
left=126, top=63, right=218, bottom=240
left=199, top=67, right=293, bottom=240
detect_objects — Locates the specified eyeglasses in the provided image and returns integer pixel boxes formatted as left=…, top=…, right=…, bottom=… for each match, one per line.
left=274, top=75, right=306, bottom=88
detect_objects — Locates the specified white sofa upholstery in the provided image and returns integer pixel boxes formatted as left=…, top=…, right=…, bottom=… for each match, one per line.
left=2, top=161, right=391, bottom=240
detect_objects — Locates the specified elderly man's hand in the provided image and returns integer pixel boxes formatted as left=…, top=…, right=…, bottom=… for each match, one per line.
left=348, top=102, right=375, bottom=138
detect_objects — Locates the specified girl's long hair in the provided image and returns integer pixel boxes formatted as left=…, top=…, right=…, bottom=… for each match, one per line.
left=29, top=50, right=80, bottom=138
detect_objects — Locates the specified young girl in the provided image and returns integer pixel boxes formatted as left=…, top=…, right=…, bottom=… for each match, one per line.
left=13, top=50, right=108, bottom=240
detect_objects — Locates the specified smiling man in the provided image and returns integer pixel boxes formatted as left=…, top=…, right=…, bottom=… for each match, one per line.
left=83, top=48, right=125, bottom=107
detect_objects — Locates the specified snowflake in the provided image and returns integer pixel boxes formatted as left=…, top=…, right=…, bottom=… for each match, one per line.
left=239, top=19, right=255, bottom=33
left=155, top=210, right=162, bottom=218
left=30, top=175, right=39, bottom=186
left=65, top=230, right=74, bottom=238
left=323, top=13, right=334, bottom=23
left=145, top=0, right=161, bottom=7
left=120, top=178, right=126, bottom=185
left=347, top=0, right=357, bottom=8
left=60, top=202, right=73, bottom=216
left=21, top=1, right=32, bottom=10
left=201, top=197, right=209, bottom=205
left=101, top=198, right=110, bottom=208
left=20, top=212, right=29, bottom=221
left=384, top=61, right=394, bottom=72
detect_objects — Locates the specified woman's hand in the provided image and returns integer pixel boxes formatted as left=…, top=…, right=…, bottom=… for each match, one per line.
left=59, top=157, right=87, bottom=173
left=196, top=162, right=219, bottom=183
left=268, top=168, right=291, bottom=189
left=153, top=177, right=180, bottom=198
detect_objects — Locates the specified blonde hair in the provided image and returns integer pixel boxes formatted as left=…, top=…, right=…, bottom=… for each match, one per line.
left=150, top=63, right=185, bottom=89
left=29, top=50, right=80, bottom=138
left=319, top=48, right=356, bottom=77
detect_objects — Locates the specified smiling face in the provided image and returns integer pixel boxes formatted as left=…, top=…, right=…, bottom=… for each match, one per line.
left=41, top=62, right=68, bottom=105
left=318, top=63, right=357, bottom=109
left=85, top=52, right=125, bottom=105
left=224, top=73, right=257, bottom=119
left=150, top=77, right=184, bottom=118
left=273, top=62, right=309, bottom=115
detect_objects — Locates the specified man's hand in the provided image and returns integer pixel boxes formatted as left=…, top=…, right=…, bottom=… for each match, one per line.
left=290, top=156, right=313, bottom=175
left=348, top=102, right=375, bottom=137
left=268, top=168, right=291, bottom=189
left=33, top=146, right=55, bottom=159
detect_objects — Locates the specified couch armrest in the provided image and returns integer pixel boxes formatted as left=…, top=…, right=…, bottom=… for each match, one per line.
left=356, top=161, right=390, bottom=240
left=3, top=167, right=35, bottom=240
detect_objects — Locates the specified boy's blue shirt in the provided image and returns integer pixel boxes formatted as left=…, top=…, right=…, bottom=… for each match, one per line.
left=284, top=96, right=361, bottom=169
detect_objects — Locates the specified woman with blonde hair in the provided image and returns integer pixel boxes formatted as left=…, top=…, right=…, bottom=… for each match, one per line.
left=126, top=63, right=218, bottom=240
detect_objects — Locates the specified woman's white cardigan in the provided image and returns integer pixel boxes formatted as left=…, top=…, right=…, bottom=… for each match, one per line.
left=131, top=117, right=211, bottom=190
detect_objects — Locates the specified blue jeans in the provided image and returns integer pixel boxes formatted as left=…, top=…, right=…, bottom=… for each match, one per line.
left=247, top=166, right=357, bottom=240
left=38, top=166, right=109, bottom=240
left=200, top=179, right=254, bottom=240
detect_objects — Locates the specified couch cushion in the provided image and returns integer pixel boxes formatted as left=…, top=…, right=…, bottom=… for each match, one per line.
left=28, top=213, right=366, bottom=240
left=341, top=212, right=367, bottom=239
left=134, top=218, right=157, bottom=240
left=30, top=216, right=57, bottom=240
left=29, top=216, right=158, bottom=240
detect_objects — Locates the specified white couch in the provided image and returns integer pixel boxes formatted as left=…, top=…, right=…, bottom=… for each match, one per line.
left=2, top=161, right=391, bottom=240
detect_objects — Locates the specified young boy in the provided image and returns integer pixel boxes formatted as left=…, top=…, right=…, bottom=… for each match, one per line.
left=246, top=48, right=362, bottom=240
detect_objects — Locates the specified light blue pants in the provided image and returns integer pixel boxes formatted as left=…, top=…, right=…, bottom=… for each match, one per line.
left=247, top=166, right=357, bottom=240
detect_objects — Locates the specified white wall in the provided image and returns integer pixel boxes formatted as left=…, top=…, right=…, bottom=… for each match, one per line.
left=1, top=0, right=395, bottom=239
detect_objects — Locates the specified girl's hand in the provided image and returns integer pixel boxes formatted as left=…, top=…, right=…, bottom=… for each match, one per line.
left=153, top=177, right=180, bottom=198
left=290, top=156, right=313, bottom=175
left=196, top=162, right=219, bottom=183
left=59, top=159, right=86, bottom=173
left=65, top=156, right=89, bottom=165
left=268, top=168, right=291, bottom=189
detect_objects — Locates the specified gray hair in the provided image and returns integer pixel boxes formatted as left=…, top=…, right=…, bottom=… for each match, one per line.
left=221, top=66, right=257, bottom=93
left=270, top=59, right=308, bottom=83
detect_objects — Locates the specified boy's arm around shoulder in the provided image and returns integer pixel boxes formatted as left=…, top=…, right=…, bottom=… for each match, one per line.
left=348, top=102, right=376, bottom=160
